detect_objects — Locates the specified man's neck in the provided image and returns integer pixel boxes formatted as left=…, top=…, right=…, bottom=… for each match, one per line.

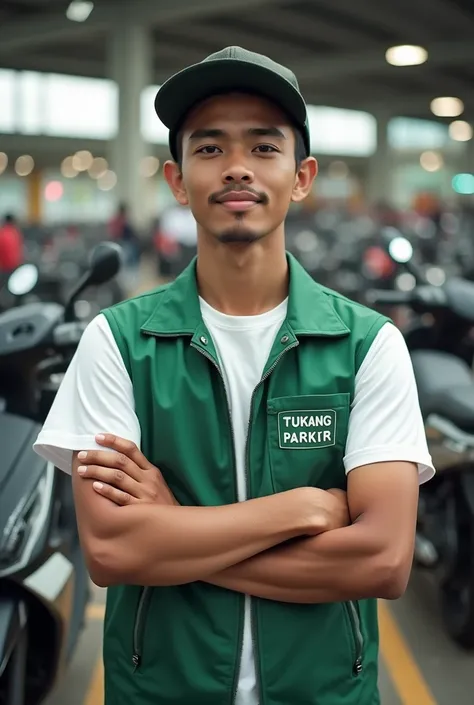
left=196, top=240, right=289, bottom=316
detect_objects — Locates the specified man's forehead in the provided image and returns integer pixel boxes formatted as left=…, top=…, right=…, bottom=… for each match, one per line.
left=182, top=92, right=291, bottom=132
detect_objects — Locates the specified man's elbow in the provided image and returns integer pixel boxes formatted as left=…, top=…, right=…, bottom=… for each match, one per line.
left=83, top=539, right=126, bottom=588
left=375, top=551, right=412, bottom=600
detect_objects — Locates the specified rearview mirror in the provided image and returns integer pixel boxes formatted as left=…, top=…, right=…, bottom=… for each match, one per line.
left=88, top=242, right=123, bottom=286
left=64, top=242, right=124, bottom=321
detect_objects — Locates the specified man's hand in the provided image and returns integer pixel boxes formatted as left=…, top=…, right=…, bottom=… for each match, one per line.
left=325, top=488, right=350, bottom=530
left=296, top=486, right=350, bottom=535
left=76, top=433, right=178, bottom=506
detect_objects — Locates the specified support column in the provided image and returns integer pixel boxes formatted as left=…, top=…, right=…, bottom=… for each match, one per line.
left=465, top=136, right=474, bottom=172
left=107, top=24, right=153, bottom=231
left=366, top=113, right=391, bottom=206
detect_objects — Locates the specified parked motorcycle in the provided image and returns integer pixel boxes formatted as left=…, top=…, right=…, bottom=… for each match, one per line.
left=0, top=242, right=123, bottom=704
left=366, top=232, right=474, bottom=649
left=1, top=245, right=126, bottom=320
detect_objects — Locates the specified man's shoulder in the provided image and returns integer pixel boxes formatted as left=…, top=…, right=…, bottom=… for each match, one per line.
left=317, top=281, right=390, bottom=332
left=102, top=282, right=171, bottom=327
left=315, top=282, right=391, bottom=371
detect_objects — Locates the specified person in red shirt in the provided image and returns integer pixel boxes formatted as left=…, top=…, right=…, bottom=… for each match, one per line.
left=0, top=214, right=24, bottom=273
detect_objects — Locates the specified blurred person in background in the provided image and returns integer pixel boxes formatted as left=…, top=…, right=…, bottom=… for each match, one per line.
left=108, top=201, right=140, bottom=288
left=34, top=46, right=433, bottom=705
left=108, top=201, right=140, bottom=263
left=153, top=203, right=197, bottom=277
left=0, top=213, right=24, bottom=276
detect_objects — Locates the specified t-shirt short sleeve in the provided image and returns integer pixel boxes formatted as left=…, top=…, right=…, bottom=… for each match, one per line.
left=33, top=313, right=140, bottom=474
left=344, top=322, right=435, bottom=484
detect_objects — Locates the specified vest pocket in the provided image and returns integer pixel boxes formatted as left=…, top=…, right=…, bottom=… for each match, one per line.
left=266, top=393, right=350, bottom=492
left=343, top=601, right=364, bottom=676
left=132, top=586, right=153, bottom=672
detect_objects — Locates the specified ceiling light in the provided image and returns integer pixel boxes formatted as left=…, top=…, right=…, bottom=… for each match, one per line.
left=0, top=152, right=8, bottom=175
left=420, top=151, right=443, bottom=172
left=431, top=97, right=464, bottom=118
left=452, top=173, right=474, bottom=195
left=385, top=45, right=428, bottom=67
left=66, top=1, right=94, bottom=22
left=72, top=150, right=93, bottom=172
left=15, top=155, right=34, bottom=177
left=44, top=181, right=64, bottom=203
left=88, top=157, right=108, bottom=179
left=139, top=156, right=160, bottom=178
left=449, top=120, right=473, bottom=142
left=97, top=170, right=117, bottom=191
left=61, top=156, right=79, bottom=178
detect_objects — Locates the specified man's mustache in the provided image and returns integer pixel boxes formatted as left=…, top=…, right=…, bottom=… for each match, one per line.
left=209, top=185, right=269, bottom=205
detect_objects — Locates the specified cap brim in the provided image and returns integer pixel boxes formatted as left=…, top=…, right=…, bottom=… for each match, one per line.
left=154, top=59, right=308, bottom=158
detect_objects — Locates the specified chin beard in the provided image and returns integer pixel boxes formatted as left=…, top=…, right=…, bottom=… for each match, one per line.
left=216, top=229, right=263, bottom=244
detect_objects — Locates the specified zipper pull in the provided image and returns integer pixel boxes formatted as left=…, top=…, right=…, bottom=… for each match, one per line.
left=353, top=658, right=363, bottom=675
left=132, top=653, right=141, bottom=671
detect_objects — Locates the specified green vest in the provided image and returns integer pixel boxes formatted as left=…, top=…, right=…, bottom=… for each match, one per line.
left=101, top=253, right=389, bottom=705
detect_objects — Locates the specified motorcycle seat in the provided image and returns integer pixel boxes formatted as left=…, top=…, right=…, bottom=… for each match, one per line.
left=411, top=350, right=474, bottom=432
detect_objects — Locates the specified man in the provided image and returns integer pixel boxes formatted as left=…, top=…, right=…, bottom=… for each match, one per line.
left=34, top=47, right=434, bottom=705
left=0, top=213, right=24, bottom=274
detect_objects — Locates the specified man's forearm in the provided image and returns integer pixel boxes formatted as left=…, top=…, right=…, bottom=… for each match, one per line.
left=87, top=489, right=318, bottom=587
left=205, top=518, right=407, bottom=602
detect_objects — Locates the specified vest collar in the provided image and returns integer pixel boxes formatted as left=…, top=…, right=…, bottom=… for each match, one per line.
left=141, top=252, right=350, bottom=338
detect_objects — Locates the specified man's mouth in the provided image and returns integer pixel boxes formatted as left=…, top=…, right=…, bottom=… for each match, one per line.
left=216, top=191, right=262, bottom=212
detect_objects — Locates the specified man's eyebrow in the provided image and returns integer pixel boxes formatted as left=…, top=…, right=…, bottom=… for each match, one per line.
left=187, top=127, right=287, bottom=140
left=188, top=128, right=227, bottom=140
left=248, top=127, right=287, bottom=139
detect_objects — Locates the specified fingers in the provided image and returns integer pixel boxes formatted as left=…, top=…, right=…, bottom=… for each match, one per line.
left=90, top=480, right=135, bottom=506
left=78, top=464, right=141, bottom=498
left=95, top=434, right=150, bottom=470
left=77, top=449, right=142, bottom=481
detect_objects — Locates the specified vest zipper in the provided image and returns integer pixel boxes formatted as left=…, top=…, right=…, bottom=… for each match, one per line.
left=245, top=340, right=299, bottom=705
left=132, top=586, right=153, bottom=672
left=344, top=601, right=364, bottom=675
left=190, top=342, right=244, bottom=705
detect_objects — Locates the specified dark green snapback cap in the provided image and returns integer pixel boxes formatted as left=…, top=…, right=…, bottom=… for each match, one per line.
left=154, top=46, right=311, bottom=161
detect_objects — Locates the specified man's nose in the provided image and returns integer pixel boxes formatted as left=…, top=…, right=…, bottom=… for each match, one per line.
left=222, top=161, right=254, bottom=184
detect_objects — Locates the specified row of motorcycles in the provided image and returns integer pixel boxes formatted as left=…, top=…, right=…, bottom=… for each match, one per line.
left=0, top=228, right=125, bottom=319
left=0, top=242, right=124, bottom=705
left=365, top=228, right=474, bottom=649
left=3, top=221, right=474, bottom=703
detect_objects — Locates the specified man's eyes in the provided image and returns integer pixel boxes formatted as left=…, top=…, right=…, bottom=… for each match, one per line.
left=195, top=144, right=279, bottom=155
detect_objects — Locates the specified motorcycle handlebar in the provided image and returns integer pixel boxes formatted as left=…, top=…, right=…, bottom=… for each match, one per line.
left=52, top=321, right=88, bottom=348
left=365, top=289, right=412, bottom=306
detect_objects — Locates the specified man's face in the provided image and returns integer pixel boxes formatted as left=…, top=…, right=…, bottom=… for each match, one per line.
left=164, top=93, right=316, bottom=246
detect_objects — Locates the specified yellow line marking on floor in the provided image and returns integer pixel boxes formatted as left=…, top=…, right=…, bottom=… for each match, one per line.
left=86, top=603, right=106, bottom=620
left=379, top=601, right=437, bottom=705
left=84, top=657, right=104, bottom=705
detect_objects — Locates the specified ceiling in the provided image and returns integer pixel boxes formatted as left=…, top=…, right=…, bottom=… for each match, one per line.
left=1, top=0, right=474, bottom=121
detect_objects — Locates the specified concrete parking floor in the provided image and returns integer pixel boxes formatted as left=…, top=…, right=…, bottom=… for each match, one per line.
left=45, top=568, right=472, bottom=705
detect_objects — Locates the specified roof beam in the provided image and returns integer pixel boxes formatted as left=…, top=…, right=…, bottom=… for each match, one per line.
left=0, top=53, right=103, bottom=78
left=0, top=0, right=279, bottom=53
left=325, top=0, right=432, bottom=41
left=301, top=90, right=474, bottom=119
left=252, top=7, right=374, bottom=48
left=289, top=41, right=474, bottom=84
left=153, top=39, right=474, bottom=88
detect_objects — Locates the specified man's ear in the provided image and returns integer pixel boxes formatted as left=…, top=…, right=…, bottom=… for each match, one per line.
left=163, top=160, right=189, bottom=206
left=291, top=157, right=318, bottom=203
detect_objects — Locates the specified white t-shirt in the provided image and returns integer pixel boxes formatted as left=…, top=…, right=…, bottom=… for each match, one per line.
left=33, top=301, right=434, bottom=705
